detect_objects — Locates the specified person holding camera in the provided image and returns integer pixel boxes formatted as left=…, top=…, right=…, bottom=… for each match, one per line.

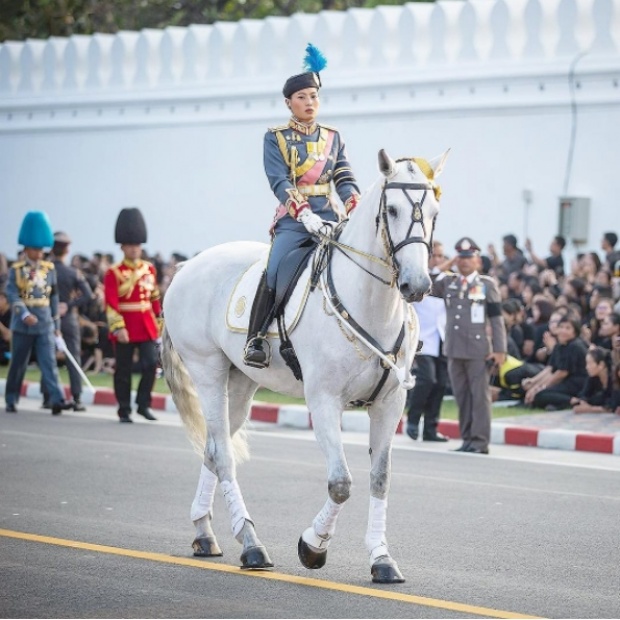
left=432, top=237, right=507, bottom=454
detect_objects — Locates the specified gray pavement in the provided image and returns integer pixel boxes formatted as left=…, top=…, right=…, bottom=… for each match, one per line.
left=1, top=397, right=620, bottom=618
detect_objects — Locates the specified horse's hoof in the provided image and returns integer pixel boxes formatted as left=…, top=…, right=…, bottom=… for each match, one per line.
left=371, top=557, right=405, bottom=584
left=240, top=545, right=274, bottom=570
left=192, top=536, right=223, bottom=557
left=297, top=536, right=327, bottom=569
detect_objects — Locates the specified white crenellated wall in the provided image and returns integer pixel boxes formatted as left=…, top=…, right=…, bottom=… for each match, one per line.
left=1, top=0, right=619, bottom=262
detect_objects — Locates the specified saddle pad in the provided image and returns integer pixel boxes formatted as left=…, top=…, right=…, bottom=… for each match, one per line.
left=225, top=255, right=313, bottom=338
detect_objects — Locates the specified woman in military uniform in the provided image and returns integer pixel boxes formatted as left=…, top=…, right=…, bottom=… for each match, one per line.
left=244, top=44, right=361, bottom=368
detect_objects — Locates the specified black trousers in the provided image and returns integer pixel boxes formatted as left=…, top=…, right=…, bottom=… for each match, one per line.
left=405, top=354, right=448, bottom=436
left=113, top=340, right=157, bottom=417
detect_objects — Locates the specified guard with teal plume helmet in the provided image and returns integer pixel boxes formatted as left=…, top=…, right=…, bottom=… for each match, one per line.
left=243, top=43, right=361, bottom=369
left=17, top=210, right=54, bottom=249
left=4, top=211, right=75, bottom=415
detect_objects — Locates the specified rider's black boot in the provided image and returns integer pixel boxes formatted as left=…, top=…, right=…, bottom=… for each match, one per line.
left=243, top=272, right=276, bottom=369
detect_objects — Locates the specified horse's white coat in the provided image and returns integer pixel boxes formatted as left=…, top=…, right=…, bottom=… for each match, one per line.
left=162, top=149, right=449, bottom=580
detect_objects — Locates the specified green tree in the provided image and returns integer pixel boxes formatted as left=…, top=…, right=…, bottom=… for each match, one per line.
left=0, top=0, right=432, bottom=43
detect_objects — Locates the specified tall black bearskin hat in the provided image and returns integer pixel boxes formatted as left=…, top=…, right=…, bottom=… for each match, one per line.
left=114, top=207, right=147, bottom=245
left=282, top=43, right=327, bottom=99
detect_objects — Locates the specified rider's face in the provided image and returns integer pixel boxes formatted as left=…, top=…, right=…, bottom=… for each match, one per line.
left=287, top=88, right=320, bottom=123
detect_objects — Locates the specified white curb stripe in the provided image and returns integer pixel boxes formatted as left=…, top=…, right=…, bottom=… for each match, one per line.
left=278, top=405, right=310, bottom=429
left=537, top=429, right=577, bottom=451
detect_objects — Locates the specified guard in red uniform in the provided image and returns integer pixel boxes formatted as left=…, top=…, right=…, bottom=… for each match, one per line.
left=104, top=207, right=161, bottom=423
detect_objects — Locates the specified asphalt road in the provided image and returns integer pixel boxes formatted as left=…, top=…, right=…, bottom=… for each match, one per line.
left=1, top=398, right=619, bottom=619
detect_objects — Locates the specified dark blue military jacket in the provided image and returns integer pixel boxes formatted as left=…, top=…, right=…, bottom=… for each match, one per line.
left=264, top=118, right=360, bottom=221
left=6, top=259, right=60, bottom=334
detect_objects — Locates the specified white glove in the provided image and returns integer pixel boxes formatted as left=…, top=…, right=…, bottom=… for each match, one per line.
left=55, top=335, right=66, bottom=353
left=297, top=208, right=333, bottom=237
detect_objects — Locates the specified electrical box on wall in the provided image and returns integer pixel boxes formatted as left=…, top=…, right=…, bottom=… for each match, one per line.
left=558, top=197, right=590, bottom=244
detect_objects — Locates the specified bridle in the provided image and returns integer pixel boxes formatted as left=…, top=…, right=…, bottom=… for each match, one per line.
left=377, top=180, right=437, bottom=283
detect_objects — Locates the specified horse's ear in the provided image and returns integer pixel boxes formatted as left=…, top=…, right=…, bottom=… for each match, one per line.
left=428, top=148, right=451, bottom=179
left=378, top=149, right=396, bottom=178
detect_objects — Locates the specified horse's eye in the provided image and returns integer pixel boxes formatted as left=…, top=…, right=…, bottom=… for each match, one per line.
left=387, top=205, right=398, bottom=218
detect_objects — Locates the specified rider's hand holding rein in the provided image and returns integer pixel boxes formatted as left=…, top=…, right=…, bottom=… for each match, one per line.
left=298, top=208, right=334, bottom=237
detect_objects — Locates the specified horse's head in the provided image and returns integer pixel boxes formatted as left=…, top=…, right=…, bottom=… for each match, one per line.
left=376, top=148, right=450, bottom=303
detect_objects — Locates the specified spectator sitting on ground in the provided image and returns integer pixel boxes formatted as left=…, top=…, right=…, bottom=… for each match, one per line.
left=525, top=235, right=566, bottom=278
left=533, top=307, right=568, bottom=364
left=598, top=312, right=620, bottom=351
left=582, top=297, right=615, bottom=348
left=570, top=346, right=614, bottom=414
left=522, top=316, right=589, bottom=410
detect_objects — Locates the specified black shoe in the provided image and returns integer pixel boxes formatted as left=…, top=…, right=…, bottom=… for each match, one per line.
left=137, top=408, right=157, bottom=421
left=452, top=443, right=471, bottom=452
left=52, top=400, right=75, bottom=415
left=423, top=432, right=449, bottom=442
left=462, top=445, right=489, bottom=454
left=41, top=401, right=52, bottom=410
left=119, top=416, right=133, bottom=423
left=5, top=404, right=17, bottom=413
left=243, top=338, right=269, bottom=369
left=405, top=425, right=418, bottom=441
left=73, top=400, right=87, bottom=412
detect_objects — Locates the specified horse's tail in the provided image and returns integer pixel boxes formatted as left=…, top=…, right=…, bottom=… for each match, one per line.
left=161, top=323, right=249, bottom=464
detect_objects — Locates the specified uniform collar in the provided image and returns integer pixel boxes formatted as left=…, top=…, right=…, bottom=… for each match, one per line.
left=460, top=271, right=478, bottom=284
left=288, top=117, right=318, bottom=135
left=122, top=258, right=142, bottom=269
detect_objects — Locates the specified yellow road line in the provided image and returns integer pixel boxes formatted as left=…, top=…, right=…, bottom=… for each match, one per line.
left=0, top=528, right=541, bottom=619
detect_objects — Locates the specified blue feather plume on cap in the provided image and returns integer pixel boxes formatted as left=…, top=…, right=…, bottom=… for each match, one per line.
left=303, top=43, right=327, bottom=73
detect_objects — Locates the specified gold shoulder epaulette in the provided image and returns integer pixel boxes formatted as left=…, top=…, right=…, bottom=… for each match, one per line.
left=268, top=124, right=289, bottom=133
left=40, top=260, right=54, bottom=269
left=318, top=122, right=339, bottom=132
left=13, top=260, right=25, bottom=268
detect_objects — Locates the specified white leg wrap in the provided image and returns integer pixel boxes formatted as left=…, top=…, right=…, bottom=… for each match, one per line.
left=365, top=495, right=389, bottom=565
left=313, top=497, right=343, bottom=538
left=221, top=479, right=251, bottom=538
left=302, top=497, right=344, bottom=550
left=190, top=465, right=218, bottom=522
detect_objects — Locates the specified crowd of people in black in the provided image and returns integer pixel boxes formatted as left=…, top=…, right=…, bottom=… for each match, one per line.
left=1, top=230, right=619, bottom=415
left=480, top=231, right=620, bottom=414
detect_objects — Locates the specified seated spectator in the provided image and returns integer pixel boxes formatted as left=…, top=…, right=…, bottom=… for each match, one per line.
left=532, top=307, right=567, bottom=364
left=598, top=312, right=620, bottom=351
left=582, top=297, right=615, bottom=348
left=521, top=279, right=543, bottom=320
left=610, top=357, right=620, bottom=414
left=522, top=316, right=588, bottom=410
left=570, top=346, right=613, bottom=413
left=528, top=297, right=555, bottom=361
left=525, top=235, right=566, bottom=277
left=0, top=291, right=11, bottom=365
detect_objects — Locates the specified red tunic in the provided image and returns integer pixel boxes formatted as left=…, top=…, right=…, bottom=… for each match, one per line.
left=104, top=259, right=162, bottom=343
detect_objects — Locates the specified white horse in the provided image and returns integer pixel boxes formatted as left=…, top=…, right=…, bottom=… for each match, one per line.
left=161, top=148, right=449, bottom=583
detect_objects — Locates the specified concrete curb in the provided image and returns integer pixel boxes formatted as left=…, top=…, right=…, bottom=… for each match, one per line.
left=2, top=379, right=619, bottom=455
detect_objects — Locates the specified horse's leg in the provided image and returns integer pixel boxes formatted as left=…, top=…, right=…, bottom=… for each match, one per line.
left=191, top=463, right=222, bottom=557
left=366, top=395, right=405, bottom=583
left=190, top=356, right=272, bottom=569
left=298, top=398, right=351, bottom=569
left=226, top=367, right=273, bottom=568
left=191, top=367, right=260, bottom=559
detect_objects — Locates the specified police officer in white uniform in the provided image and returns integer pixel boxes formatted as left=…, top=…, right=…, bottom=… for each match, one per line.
left=432, top=237, right=506, bottom=454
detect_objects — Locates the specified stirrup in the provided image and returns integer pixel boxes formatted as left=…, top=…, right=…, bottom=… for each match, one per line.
left=243, top=336, right=272, bottom=369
